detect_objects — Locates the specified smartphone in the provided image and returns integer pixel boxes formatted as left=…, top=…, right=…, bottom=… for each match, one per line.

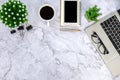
left=61, top=0, right=81, bottom=30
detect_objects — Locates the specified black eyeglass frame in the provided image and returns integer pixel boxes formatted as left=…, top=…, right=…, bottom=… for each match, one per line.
left=91, top=32, right=109, bottom=55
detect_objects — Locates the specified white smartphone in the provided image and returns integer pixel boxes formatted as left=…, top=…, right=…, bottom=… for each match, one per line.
left=61, top=0, right=81, bottom=30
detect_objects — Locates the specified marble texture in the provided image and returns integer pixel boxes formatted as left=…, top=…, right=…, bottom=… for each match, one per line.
left=0, top=0, right=120, bottom=80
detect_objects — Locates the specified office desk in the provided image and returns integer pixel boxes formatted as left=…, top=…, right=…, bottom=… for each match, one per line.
left=0, top=0, right=119, bottom=80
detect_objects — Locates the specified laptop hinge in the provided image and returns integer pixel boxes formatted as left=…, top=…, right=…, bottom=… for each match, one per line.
left=117, top=9, right=120, bottom=15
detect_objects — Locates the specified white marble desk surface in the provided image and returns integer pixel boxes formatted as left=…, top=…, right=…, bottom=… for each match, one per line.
left=0, top=0, right=120, bottom=80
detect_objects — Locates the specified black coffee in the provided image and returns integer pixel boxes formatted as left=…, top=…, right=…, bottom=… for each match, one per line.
left=40, top=6, right=54, bottom=20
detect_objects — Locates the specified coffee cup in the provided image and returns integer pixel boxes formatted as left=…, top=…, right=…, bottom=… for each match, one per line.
left=39, top=4, right=55, bottom=27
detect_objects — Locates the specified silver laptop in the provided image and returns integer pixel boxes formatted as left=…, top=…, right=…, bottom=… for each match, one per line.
left=85, top=9, right=120, bottom=77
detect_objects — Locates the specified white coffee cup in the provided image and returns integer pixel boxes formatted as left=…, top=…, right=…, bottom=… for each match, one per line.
left=39, top=4, right=55, bottom=27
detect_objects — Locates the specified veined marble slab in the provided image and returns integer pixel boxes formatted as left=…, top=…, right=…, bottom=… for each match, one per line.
left=0, top=0, right=119, bottom=80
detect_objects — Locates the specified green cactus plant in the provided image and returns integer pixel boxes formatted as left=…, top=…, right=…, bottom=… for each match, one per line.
left=85, top=5, right=102, bottom=22
left=0, top=0, right=28, bottom=28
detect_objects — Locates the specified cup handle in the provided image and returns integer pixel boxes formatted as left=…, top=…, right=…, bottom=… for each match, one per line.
left=47, top=21, right=50, bottom=27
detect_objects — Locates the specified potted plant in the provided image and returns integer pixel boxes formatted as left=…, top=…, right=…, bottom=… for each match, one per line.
left=85, top=5, right=102, bottom=22
left=0, top=0, right=28, bottom=34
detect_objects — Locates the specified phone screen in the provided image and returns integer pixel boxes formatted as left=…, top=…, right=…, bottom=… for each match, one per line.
left=64, top=1, right=77, bottom=23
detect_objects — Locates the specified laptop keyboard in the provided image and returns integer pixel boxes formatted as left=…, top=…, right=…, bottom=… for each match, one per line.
left=100, top=15, right=120, bottom=54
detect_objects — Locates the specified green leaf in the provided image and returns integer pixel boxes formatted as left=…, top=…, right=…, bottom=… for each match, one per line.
left=85, top=5, right=102, bottom=22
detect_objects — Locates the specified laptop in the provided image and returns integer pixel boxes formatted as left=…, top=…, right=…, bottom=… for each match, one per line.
left=85, top=9, right=120, bottom=77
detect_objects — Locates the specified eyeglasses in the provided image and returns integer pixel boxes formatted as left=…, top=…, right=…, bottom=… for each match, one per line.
left=91, top=32, right=109, bottom=55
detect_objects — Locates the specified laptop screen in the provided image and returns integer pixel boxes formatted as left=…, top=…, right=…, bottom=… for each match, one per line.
left=64, top=1, right=77, bottom=23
